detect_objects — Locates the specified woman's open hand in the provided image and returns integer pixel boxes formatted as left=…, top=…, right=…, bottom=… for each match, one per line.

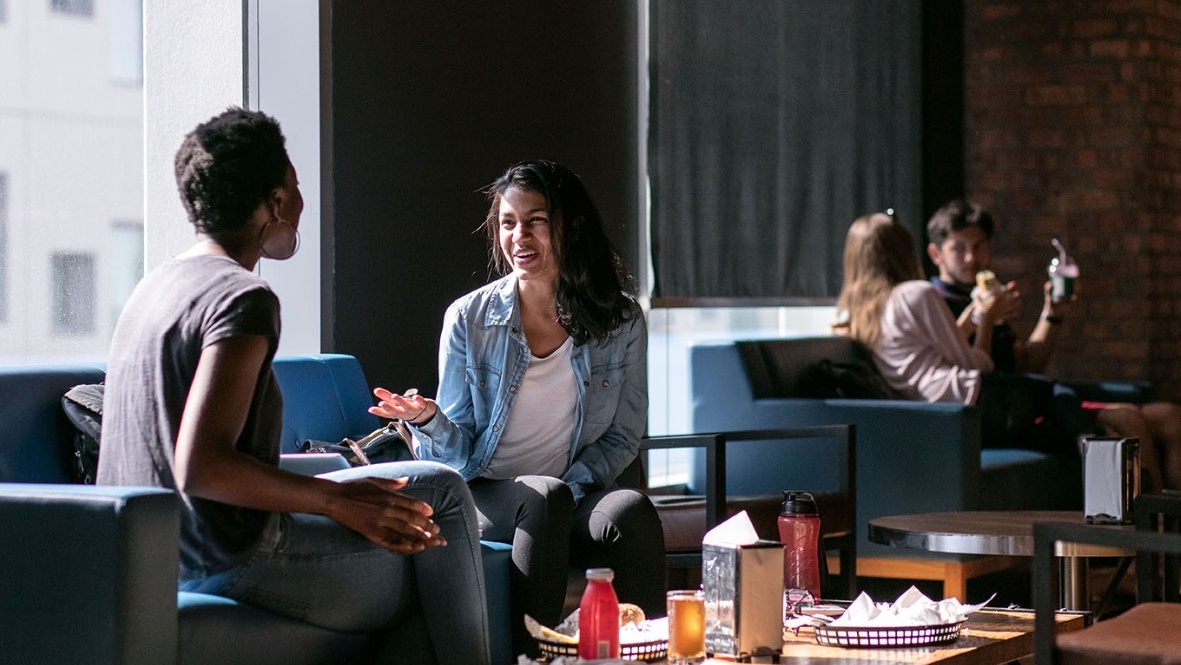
left=326, top=475, right=447, bottom=555
left=370, top=387, right=437, bottom=425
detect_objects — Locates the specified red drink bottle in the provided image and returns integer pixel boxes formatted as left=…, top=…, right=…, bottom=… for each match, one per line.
left=778, top=491, right=822, bottom=605
left=578, top=568, right=621, bottom=659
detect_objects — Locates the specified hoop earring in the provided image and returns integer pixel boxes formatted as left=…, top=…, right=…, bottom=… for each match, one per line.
left=260, top=217, right=300, bottom=260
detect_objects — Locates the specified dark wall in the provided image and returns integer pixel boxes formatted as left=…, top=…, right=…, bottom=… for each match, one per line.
left=321, top=1, right=641, bottom=393
left=963, top=0, right=1181, bottom=398
left=920, top=0, right=964, bottom=223
left=919, top=0, right=964, bottom=277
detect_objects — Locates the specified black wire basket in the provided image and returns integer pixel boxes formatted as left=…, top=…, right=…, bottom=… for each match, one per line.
left=537, top=636, right=668, bottom=661
left=813, top=620, right=965, bottom=648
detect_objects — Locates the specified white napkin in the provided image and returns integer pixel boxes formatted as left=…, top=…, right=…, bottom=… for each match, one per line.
left=827, top=586, right=994, bottom=627
left=702, top=510, right=760, bottom=546
left=1084, top=438, right=1125, bottom=520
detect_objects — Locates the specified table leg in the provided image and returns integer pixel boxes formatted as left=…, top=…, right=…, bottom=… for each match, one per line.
left=1060, top=556, right=1089, bottom=610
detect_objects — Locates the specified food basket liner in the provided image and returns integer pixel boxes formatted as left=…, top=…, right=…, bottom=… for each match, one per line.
left=813, top=620, right=964, bottom=648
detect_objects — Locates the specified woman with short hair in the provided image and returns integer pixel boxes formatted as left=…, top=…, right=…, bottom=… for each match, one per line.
left=100, top=107, right=490, bottom=664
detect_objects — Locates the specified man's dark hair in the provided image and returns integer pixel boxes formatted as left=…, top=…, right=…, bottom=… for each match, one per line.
left=174, top=107, right=289, bottom=234
left=481, top=160, right=637, bottom=345
left=927, top=198, right=995, bottom=246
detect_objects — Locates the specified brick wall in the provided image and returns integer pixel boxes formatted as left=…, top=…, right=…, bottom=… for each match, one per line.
left=964, top=0, right=1181, bottom=400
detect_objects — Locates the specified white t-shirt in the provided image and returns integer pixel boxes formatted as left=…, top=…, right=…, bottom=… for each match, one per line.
left=481, top=336, right=577, bottom=479
left=873, top=280, right=994, bottom=405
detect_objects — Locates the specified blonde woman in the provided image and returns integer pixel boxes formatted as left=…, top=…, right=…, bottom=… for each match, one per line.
left=833, top=212, right=1086, bottom=454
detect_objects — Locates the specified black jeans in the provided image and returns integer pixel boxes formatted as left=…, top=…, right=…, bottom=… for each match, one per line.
left=469, top=476, right=666, bottom=656
left=978, top=372, right=1092, bottom=453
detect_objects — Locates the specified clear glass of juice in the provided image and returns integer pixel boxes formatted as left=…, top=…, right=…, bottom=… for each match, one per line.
left=666, top=589, right=706, bottom=664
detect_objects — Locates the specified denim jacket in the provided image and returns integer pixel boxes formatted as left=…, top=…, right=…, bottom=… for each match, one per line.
left=409, top=275, right=648, bottom=503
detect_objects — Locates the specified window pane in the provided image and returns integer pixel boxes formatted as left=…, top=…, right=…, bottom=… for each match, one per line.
left=109, top=220, right=142, bottom=329
left=50, top=0, right=93, bottom=17
left=51, top=253, right=95, bottom=335
left=0, top=173, right=7, bottom=322
left=1, top=4, right=142, bottom=362
left=645, top=305, right=835, bottom=487
left=109, top=0, right=142, bottom=83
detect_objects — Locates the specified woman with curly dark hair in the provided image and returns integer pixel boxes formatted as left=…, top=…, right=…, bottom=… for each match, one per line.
left=370, top=160, right=664, bottom=656
left=100, top=107, right=490, bottom=664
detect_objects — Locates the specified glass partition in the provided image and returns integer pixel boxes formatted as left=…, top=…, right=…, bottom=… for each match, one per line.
left=645, top=305, right=835, bottom=486
left=0, top=1, right=143, bottom=363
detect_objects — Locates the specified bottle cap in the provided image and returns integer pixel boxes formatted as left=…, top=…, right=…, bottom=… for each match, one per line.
left=781, top=491, right=818, bottom=515
left=586, top=567, right=615, bottom=581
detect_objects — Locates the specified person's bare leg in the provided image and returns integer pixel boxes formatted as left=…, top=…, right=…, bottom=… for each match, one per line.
left=1095, top=404, right=1165, bottom=492
left=1142, top=402, right=1181, bottom=490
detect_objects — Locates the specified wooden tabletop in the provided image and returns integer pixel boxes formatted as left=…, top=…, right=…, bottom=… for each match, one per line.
left=703, top=608, right=1086, bottom=665
left=868, top=510, right=1129, bottom=557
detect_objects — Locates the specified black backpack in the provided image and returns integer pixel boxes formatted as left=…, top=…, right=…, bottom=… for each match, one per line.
left=61, top=382, right=413, bottom=482
left=62, top=383, right=104, bottom=484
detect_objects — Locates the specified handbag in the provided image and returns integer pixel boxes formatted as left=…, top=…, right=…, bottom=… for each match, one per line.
left=806, top=358, right=899, bottom=400
left=62, top=383, right=105, bottom=484
left=299, top=422, right=416, bottom=466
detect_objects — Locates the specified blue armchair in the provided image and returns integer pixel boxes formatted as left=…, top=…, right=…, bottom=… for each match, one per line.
left=688, top=337, right=1091, bottom=598
left=0, top=355, right=512, bottom=665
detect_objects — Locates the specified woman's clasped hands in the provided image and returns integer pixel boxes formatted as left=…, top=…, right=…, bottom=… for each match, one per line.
left=327, top=475, right=446, bottom=555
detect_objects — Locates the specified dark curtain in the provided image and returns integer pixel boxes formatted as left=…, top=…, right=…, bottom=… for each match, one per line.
left=649, top=0, right=923, bottom=302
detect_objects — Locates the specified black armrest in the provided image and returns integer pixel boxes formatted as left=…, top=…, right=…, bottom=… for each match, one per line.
left=640, top=434, right=727, bottom=527
left=641, top=425, right=855, bottom=532
left=1033, top=492, right=1181, bottom=665
left=641, top=426, right=857, bottom=596
left=1060, top=380, right=1155, bottom=404
left=0, top=484, right=180, bottom=665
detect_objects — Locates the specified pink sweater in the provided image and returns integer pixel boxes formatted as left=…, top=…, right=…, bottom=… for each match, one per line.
left=872, top=280, right=994, bottom=405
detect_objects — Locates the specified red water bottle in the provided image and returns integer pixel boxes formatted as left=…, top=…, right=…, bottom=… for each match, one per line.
left=778, top=491, right=822, bottom=605
left=578, top=568, right=620, bottom=659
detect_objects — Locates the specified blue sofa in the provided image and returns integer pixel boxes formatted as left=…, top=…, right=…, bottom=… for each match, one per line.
left=688, top=337, right=1096, bottom=565
left=0, top=354, right=511, bottom=665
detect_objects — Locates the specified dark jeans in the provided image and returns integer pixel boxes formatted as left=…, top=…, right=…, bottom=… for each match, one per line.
left=469, top=475, right=666, bottom=657
left=179, top=461, right=491, bottom=665
left=978, top=372, right=1092, bottom=453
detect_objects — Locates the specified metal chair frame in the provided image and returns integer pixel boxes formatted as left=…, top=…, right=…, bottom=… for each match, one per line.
left=1033, top=492, right=1181, bottom=665
left=638, top=424, right=856, bottom=597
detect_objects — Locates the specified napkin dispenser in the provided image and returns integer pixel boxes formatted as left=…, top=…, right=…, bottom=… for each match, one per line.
left=1082, top=437, right=1140, bottom=524
left=703, top=540, right=785, bottom=659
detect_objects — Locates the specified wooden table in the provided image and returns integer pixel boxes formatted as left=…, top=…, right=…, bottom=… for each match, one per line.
left=868, top=511, right=1129, bottom=610
left=703, top=608, right=1086, bottom=665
